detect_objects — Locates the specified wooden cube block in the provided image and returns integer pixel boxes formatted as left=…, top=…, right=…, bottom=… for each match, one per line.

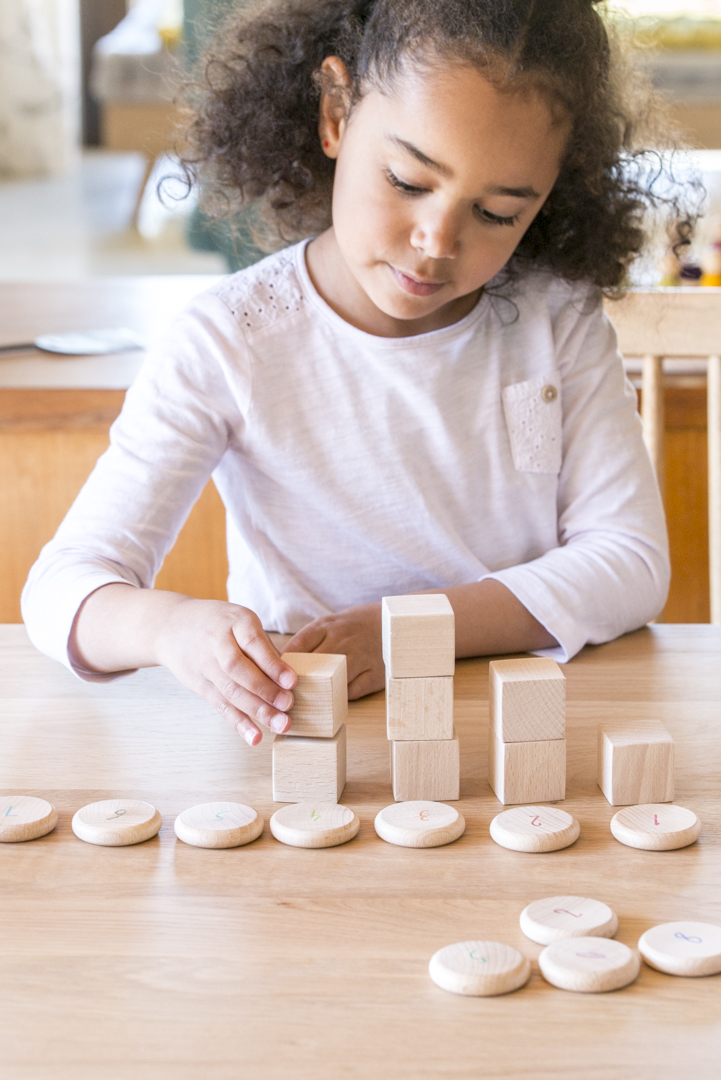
left=391, top=731, right=460, bottom=801
left=382, top=594, right=455, bottom=679
left=488, top=727, right=566, bottom=805
left=489, top=658, right=565, bottom=742
left=272, top=724, right=346, bottom=803
left=280, top=652, right=347, bottom=737
left=598, top=722, right=674, bottom=806
left=386, top=675, right=454, bottom=741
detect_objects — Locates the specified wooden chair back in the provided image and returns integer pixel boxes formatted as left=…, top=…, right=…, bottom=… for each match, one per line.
left=604, top=288, right=721, bottom=623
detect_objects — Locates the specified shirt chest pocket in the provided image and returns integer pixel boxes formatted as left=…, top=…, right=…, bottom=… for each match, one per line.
left=502, top=374, right=562, bottom=475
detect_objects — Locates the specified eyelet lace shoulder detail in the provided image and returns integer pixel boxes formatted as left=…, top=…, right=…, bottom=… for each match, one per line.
left=211, top=247, right=305, bottom=333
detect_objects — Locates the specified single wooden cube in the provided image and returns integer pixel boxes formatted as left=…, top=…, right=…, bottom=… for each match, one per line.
left=382, top=594, right=455, bottom=679
left=489, top=658, right=565, bottom=743
left=272, top=724, right=346, bottom=803
left=488, top=727, right=566, bottom=805
left=391, top=731, right=460, bottom=801
left=386, top=675, right=454, bottom=741
left=598, top=722, right=674, bottom=806
left=280, top=652, right=347, bottom=737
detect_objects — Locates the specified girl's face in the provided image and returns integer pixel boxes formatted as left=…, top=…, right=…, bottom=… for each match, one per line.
left=309, top=60, right=569, bottom=337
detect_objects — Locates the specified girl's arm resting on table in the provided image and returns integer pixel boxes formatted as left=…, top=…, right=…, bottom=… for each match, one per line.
left=70, top=583, right=298, bottom=746
left=284, top=579, right=556, bottom=700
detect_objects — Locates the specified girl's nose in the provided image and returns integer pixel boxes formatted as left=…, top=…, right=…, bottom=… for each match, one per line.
left=410, top=210, right=460, bottom=261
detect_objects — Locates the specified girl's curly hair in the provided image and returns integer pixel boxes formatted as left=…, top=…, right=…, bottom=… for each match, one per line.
left=179, top=0, right=698, bottom=291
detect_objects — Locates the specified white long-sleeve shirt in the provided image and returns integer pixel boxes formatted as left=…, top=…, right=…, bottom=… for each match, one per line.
left=22, top=241, right=669, bottom=676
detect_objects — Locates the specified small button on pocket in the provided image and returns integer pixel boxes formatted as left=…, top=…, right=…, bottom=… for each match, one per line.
left=502, top=375, right=562, bottom=475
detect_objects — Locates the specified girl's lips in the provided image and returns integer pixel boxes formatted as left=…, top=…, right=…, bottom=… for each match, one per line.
left=390, top=266, right=446, bottom=297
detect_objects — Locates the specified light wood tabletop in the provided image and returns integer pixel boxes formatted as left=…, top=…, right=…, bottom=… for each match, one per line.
left=1, top=623, right=719, bottom=1079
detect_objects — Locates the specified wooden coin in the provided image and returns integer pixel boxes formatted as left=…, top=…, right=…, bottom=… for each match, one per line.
left=429, top=940, right=531, bottom=997
left=269, top=803, right=359, bottom=848
left=374, top=801, right=465, bottom=848
left=72, top=799, right=162, bottom=847
left=638, top=921, right=721, bottom=977
left=610, top=804, right=701, bottom=851
left=174, top=802, right=264, bottom=849
left=520, top=895, right=618, bottom=945
left=0, top=796, right=58, bottom=843
left=489, top=805, right=580, bottom=853
left=539, top=936, right=640, bottom=992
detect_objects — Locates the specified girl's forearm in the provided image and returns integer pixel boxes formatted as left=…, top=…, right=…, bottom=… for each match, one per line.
left=70, top=583, right=191, bottom=673
left=423, top=579, right=557, bottom=657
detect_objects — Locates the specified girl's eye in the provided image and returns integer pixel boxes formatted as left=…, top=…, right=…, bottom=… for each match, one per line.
left=386, top=169, right=427, bottom=195
left=475, top=206, right=520, bottom=227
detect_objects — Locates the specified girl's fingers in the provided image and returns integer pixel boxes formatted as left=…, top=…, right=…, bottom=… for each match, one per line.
left=284, top=621, right=328, bottom=654
left=198, top=677, right=263, bottom=745
left=347, top=666, right=383, bottom=701
left=231, top=616, right=297, bottom=692
left=206, top=659, right=292, bottom=734
left=219, top=641, right=294, bottom=711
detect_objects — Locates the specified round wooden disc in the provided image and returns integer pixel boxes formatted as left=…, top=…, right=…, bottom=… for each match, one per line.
left=374, top=801, right=465, bottom=848
left=72, top=799, right=162, bottom=847
left=429, top=940, right=531, bottom=997
left=539, top=936, right=640, bottom=993
left=174, top=802, right=264, bottom=849
left=489, top=805, right=580, bottom=853
left=0, top=796, right=58, bottom=843
left=269, top=803, right=359, bottom=848
left=610, top=804, right=701, bottom=851
left=638, top=921, right=721, bottom=977
left=520, top=895, right=618, bottom=945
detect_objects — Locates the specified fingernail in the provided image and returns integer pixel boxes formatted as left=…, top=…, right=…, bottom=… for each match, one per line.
left=279, top=670, right=295, bottom=689
left=244, top=728, right=260, bottom=746
left=274, top=690, right=293, bottom=711
left=271, top=714, right=290, bottom=733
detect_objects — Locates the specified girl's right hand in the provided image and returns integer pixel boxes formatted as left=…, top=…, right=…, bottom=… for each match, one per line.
left=153, top=597, right=298, bottom=745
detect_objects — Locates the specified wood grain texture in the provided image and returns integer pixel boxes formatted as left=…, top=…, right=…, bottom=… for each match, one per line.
left=382, top=594, right=455, bottom=678
left=707, top=354, right=721, bottom=623
left=386, top=675, right=454, bottom=741
left=609, top=803, right=702, bottom=852
left=374, top=801, right=465, bottom=848
left=519, top=896, right=618, bottom=945
left=173, top=802, right=264, bottom=849
left=268, top=803, right=360, bottom=849
left=280, top=653, right=347, bottom=737
left=0, top=796, right=57, bottom=843
left=489, top=805, right=579, bottom=853
left=488, top=728, right=566, bottom=805
left=71, top=799, right=162, bottom=847
left=489, top=658, right=565, bottom=742
left=2, top=624, right=721, bottom=1078
left=598, top=722, right=674, bottom=806
left=272, top=725, right=346, bottom=803
left=429, top=941, right=531, bottom=997
left=539, top=937, right=641, bottom=993
left=391, top=732, right=460, bottom=802
left=638, top=922, right=721, bottom=978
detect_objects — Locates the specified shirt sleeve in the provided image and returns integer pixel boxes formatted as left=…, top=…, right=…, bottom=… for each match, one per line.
left=484, top=292, right=670, bottom=662
left=21, top=291, right=249, bottom=679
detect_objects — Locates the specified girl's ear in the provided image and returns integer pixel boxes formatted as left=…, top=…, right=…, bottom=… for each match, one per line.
left=318, top=56, right=353, bottom=159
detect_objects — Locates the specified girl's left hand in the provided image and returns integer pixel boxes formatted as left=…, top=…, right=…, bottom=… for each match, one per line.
left=283, top=602, right=383, bottom=700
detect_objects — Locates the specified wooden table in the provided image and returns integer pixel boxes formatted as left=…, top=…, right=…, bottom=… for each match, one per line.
left=1, top=624, right=719, bottom=1079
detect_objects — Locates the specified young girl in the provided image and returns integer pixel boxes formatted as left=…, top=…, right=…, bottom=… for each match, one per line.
left=23, top=0, right=687, bottom=746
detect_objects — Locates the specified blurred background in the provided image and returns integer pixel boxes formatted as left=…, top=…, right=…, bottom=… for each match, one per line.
left=2, top=0, right=721, bottom=280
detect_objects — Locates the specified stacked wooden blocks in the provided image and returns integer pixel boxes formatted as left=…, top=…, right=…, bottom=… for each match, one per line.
left=382, top=595, right=459, bottom=801
left=488, top=658, right=566, bottom=804
left=272, top=653, right=348, bottom=802
left=598, top=721, right=674, bottom=805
